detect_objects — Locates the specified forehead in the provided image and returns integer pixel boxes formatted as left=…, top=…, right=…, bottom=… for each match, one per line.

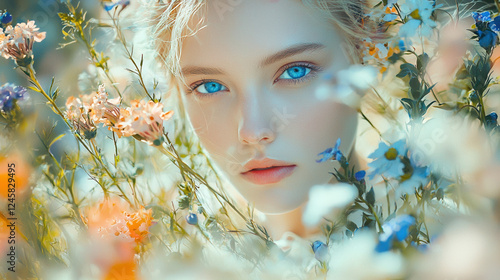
left=179, top=0, right=343, bottom=74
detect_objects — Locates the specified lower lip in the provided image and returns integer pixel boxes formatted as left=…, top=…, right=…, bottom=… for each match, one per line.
left=240, top=165, right=297, bottom=185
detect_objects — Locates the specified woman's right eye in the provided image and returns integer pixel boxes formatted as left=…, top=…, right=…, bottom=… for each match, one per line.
left=190, top=80, right=228, bottom=97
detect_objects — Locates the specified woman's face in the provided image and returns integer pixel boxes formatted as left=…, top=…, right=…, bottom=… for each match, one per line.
left=177, top=0, right=358, bottom=214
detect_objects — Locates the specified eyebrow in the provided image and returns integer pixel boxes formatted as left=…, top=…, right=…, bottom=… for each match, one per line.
left=181, top=42, right=325, bottom=76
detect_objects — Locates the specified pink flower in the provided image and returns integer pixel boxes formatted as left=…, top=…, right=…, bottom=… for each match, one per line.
left=65, top=95, right=97, bottom=140
left=0, top=20, right=46, bottom=65
left=89, top=85, right=121, bottom=126
left=114, top=100, right=174, bottom=146
left=65, top=85, right=123, bottom=139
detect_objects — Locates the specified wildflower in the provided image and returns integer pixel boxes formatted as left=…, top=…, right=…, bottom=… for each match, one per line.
left=0, top=20, right=46, bottom=66
left=0, top=83, right=27, bottom=113
left=398, top=0, right=439, bottom=39
left=114, top=100, right=174, bottom=146
left=311, top=241, right=330, bottom=262
left=477, top=29, right=498, bottom=50
left=472, top=11, right=492, bottom=23
left=65, top=96, right=97, bottom=140
left=103, top=0, right=130, bottom=12
left=398, top=157, right=430, bottom=196
left=489, top=15, right=500, bottom=32
left=361, top=38, right=403, bottom=73
left=316, top=138, right=342, bottom=163
left=355, top=170, right=366, bottom=182
left=101, top=206, right=154, bottom=243
left=186, top=213, right=198, bottom=225
left=302, top=183, right=357, bottom=227
left=0, top=152, right=31, bottom=199
left=315, top=65, right=377, bottom=107
left=122, top=207, right=154, bottom=242
left=485, top=112, right=498, bottom=130
left=0, top=11, right=12, bottom=26
left=469, top=11, right=499, bottom=51
left=383, top=5, right=398, bottom=22
left=89, top=85, right=121, bottom=126
left=375, top=215, right=416, bottom=252
left=367, top=139, right=406, bottom=179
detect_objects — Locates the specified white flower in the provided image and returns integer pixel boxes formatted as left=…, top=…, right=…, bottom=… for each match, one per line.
left=327, top=231, right=405, bottom=279
left=302, top=183, right=358, bottom=228
left=315, top=65, right=377, bottom=108
left=398, top=0, right=440, bottom=39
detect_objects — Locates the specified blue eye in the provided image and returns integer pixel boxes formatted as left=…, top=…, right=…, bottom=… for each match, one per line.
left=194, top=81, right=227, bottom=95
left=279, top=66, right=312, bottom=80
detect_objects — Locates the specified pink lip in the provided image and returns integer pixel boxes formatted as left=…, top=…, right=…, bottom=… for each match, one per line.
left=240, top=158, right=297, bottom=185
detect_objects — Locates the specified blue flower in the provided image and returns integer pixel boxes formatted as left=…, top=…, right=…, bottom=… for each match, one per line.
left=398, top=39, right=407, bottom=51
left=316, top=138, right=342, bottom=163
left=489, top=16, right=500, bottom=32
left=186, top=213, right=198, bottom=225
left=477, top=29, right=498, bottom=50
left=311, top=240, right=330, bottom=262
left=355, top=170, right=366, bottom=182
left=0, top=83, right=28, bottom=113
left=398, top=0, right=439, bottom=39
left=0, top=11, right=12, bottom=25
left=472, top=11, right=492, bottom=23
left=367, top=139, right=406, bottom=179
left=398, top=160, right=430, bottom=196
left=485, top=112, right=498, bottom=130
left=104, top=0, right=130, bottom=11
left=375, top=215, right=416, bottom=252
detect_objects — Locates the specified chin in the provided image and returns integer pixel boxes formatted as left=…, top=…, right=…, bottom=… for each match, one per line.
left=242, top=188, right=308, bottom=215
left=252, top=202, right=301, bottom=215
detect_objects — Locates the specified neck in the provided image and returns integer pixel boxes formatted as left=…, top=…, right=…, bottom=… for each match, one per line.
left=263, top=203, right=321, bottom=240
left=262, top=148, right=365, bottom=241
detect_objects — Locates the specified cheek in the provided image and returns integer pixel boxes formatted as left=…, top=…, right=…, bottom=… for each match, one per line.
left=286, top=98, right=358, bottom=153
left=183, top=97, right=238, bottom=155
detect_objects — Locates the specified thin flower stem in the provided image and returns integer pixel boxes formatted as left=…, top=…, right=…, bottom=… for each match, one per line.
left=157, top=138, right=270, bottom=242
left=359, top=109, right=382, bottom=137
left=26, top=63, right=134, bottom=208
left=107, top=12, right=154, bottom=101
left=359, top=196, right=384, bottom=232
left=74, top=19, right=123, bottom=99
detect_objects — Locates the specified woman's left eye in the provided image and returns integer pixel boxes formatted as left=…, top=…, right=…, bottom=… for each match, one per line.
left=276, top=63, right=320, bottom=83
left=279, top=66, right=311, bottom=80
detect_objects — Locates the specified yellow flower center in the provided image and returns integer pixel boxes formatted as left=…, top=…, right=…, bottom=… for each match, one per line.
left=384, top=148, right=398, bottom=160
left=410, top=9, right=421, bottom=20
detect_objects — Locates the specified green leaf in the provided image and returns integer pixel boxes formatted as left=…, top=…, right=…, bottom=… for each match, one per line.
left=49, top=134, right=66, bottom=150
left=409, top=77, right=421, bottom=99
left=416, top=53, right=430, bottom=73
left=396, top=63, right=418, bottom=78
left=346, top=221, right=358, bottom=233
left=400, top=98, right=414, bottom=118
left=366, top=187, right=375, bottom=207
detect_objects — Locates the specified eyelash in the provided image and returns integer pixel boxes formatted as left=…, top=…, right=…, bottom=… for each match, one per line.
left=186, top=62, right=322, bottom=98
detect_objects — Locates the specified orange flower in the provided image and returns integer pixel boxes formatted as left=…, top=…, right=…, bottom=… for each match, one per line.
left=103, top=259, right=139, bottom=280
left=85, top=199, right=154, bottom=243
left=122, top=207, right=154, bottom=243
left=0, top=151, right=31, bottom=199
left=82, top=198, right=130, bottom=235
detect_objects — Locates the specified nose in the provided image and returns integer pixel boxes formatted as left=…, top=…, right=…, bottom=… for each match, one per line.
left=237, top=93, right=276, bottom=145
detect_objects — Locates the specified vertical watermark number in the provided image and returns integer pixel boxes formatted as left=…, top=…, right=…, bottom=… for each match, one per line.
left=6, top=162, right=16, bottom=273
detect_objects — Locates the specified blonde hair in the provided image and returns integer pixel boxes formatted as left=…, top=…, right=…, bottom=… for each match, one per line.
left=146, top=0, right=376, bottom=89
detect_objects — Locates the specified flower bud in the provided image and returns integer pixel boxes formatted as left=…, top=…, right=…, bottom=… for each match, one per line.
left=186, top=213, right=198, bottom=225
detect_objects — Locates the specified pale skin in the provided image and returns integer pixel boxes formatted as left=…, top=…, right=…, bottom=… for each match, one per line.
left=175, top=0, right=359, bottom=239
